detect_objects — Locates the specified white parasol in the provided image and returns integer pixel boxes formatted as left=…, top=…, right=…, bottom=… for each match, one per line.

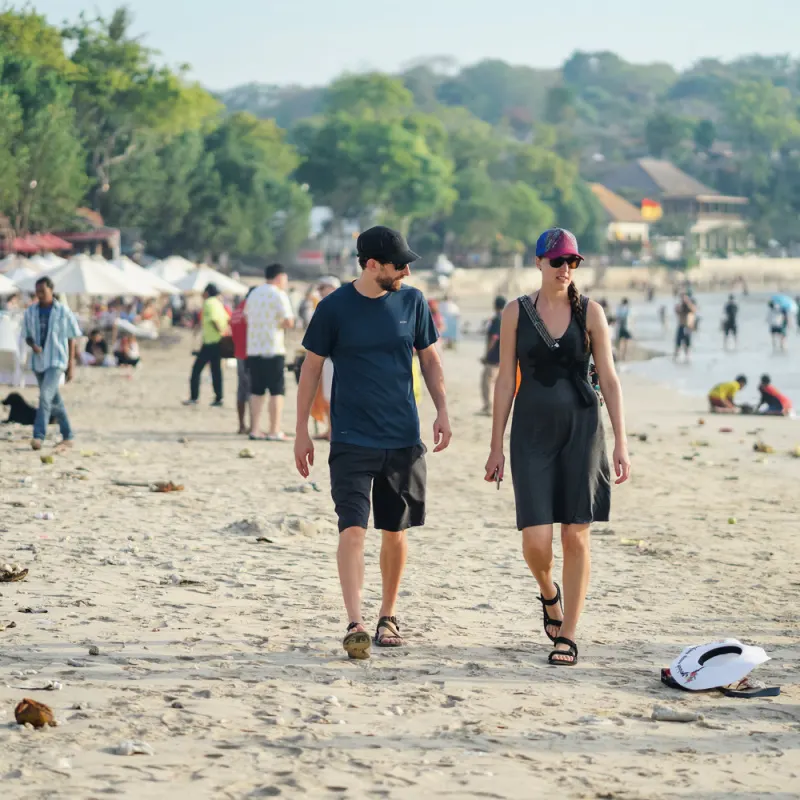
left=111, top=256, right=179, bottom=295
left=147, top=255, right=196, bottom=283
left=0, top=273, right=19, bottom=296
left=172, top=265, right=248, bottom=297
left=15, top=255, right=157, bottom=297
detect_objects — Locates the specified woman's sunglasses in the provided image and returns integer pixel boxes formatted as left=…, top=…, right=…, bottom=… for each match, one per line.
left=549, top=256, right=581, bottom=270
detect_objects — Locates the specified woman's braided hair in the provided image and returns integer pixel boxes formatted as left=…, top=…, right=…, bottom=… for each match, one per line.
left=567, top=281, right=590, bottom=354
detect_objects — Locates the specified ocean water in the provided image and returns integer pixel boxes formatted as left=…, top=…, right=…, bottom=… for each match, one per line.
left=620, top=291, right=800, bottom=408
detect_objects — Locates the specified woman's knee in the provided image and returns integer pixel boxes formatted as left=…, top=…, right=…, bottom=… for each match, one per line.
left=561, top=526, right=591, bottom=556
left=521, top=528, right=553, bottom=565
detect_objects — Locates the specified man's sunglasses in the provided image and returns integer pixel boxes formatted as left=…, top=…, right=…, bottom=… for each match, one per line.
left=549, top=256, right=581, bottom=270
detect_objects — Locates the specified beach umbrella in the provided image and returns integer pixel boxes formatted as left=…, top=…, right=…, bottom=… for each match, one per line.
left=147, top=255, right=196, bottom=283
left=15, top=255, right=156, bottom=297
left=5, top=265, right=36, bottom=286
left=0, top=273, right=19, bottom=296
left=111, top=256, right=179, bottom=295
left=9, top=237, right=39, bottom=254
left=28, top=253, right=65, bottom=271
left=0, top=254, right=30, bottom=274
left=172, top=265, right=248, bottom=297
left=770, top=294, right=797, bottom=313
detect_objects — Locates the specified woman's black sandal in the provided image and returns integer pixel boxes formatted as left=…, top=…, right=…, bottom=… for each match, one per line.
left=538, top=583, right=563, bottom=642
left=374, top=616, right=406, bottom=648
left=343, top=622, right=371, bottom=660
left=548, top=636, right=578, bottom=666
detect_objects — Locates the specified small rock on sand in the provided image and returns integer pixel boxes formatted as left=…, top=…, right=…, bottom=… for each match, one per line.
left=651, top=705, right=701, bottom=723
left=115, top=740, right=154, bottom=756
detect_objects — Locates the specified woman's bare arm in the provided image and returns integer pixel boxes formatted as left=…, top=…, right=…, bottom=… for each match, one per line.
left=587, top=300, right=626, bottom=445
left=490, top=301, right=520, bottom=452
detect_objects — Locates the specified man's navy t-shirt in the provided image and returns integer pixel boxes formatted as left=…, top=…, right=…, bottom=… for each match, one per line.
left=302, top=283, right=438, bottom=449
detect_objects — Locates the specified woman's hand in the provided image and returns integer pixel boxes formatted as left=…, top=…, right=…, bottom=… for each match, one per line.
left=613, top=440, right=631, bottom=485
left=484, top=450, right=506, bottom=483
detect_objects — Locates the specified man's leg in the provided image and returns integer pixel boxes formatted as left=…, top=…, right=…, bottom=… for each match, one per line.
left=330, top=444, right=377, bottom=657
left=267, top=356, right=286, bottom=437
left=189, top=346, right=211, bottom=401
left=48, top=370, right=73, bottom=442
left=209, top=343, right=223, bottom=402
left=268, top=395, right=284, bottom=436
left=480, top=364, right=492, bottom=412
left=249, top=395, right=266, bottom=436
left=236, top=360, right=249, bottom=433
left=33, top=371, right=51, bottom=443
left=248, top=358, right=266, bottom=436
left=377, top=529, right=407, bottom=644
left=372, top=445, right=426, bottom=645
left=338, top=526, right=367, bottom=624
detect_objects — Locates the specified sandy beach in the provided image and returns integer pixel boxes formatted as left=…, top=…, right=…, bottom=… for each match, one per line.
left=1, top=326, right=798, bottom=799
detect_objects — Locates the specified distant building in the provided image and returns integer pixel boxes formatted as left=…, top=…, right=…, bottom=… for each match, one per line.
left=601, top=158, right=749, bottom=254
left=589, top=184, right=649, bottom=252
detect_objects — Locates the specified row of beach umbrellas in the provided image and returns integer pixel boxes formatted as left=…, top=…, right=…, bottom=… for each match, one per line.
left=0, top=253, right=248, bottom=299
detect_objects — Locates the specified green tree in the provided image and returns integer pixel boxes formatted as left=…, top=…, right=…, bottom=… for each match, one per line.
left=0, top=47, right=86, bottom=232
left=0, top=9, right=74, bottom=75
left=63, top=6, right=219, bottom=205
left=324, top=73, right=413, bottom=117
left=645, top=110, right=689, bottom=157
left=693, top=119, right=716, bottom=153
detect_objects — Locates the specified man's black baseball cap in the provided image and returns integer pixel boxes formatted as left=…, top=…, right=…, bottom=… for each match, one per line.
left=356, top=225, right=419, bottom=265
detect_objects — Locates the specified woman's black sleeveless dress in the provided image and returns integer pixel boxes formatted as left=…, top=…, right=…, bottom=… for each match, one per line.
left=510, top=296, right=611, bottom=530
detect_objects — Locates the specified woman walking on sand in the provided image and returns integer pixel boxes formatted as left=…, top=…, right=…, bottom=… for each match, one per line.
left=484, top=228, right=630, bottom=666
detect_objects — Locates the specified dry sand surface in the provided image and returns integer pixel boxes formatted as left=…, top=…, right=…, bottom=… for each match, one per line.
left=1, top=328, right=798, bottom=800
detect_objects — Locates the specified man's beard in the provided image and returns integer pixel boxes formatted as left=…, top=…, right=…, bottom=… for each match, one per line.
left=377, top=275, right=403, bottom=292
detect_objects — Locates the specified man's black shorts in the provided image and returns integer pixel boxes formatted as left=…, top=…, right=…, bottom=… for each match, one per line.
left=246, top=355, right=285, bottom=397
left=329, top=442, right=427, bottom=532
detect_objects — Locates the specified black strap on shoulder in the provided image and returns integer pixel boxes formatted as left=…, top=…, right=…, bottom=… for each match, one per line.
left=518, top=294, right=560, bottom=351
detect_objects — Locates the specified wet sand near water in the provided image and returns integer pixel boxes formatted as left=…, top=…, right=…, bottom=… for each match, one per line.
left=0, top=332, right=798, bottom=798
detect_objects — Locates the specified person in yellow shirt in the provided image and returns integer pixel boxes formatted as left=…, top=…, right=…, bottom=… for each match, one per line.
left=708, top=374, right=747, bottom=413
left=184, top=283, right=230, bottom=407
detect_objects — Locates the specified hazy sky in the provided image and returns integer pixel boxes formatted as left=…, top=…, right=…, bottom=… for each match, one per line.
left=30, top=0, right=800, bottom=90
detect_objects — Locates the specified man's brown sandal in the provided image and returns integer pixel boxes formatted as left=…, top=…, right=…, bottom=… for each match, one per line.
left=343, top=622, right=371, bottom=660
left=374, top=616, right=406, bottom=648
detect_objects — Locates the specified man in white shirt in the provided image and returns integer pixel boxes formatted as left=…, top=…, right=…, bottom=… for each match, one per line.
left=244, top=263, right=295, bottom=440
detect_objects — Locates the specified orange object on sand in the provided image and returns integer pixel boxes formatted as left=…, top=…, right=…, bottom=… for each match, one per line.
left=516, top=364, right=521, bottom=395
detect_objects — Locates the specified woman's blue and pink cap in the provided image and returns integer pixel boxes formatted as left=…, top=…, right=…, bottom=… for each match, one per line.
left=535, top=228, right=584, bottom=261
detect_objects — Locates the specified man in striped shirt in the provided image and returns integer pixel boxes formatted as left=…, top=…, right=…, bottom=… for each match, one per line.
left=22, top=276, right=82, bottom=450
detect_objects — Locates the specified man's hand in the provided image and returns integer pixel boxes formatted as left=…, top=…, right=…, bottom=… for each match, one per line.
left=65, top=364, right=74, bottom=383
left=432, top=412, right=452, bottom=453
left=294, top=431, right=315, bottom=477
left=32, top=344, right=42, bottom=355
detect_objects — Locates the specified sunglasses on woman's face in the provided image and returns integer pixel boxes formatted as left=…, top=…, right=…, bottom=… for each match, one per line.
left=549, top=256, right=581, bottom=270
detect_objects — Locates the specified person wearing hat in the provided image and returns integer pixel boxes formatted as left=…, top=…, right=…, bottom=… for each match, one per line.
left=708, top=374, right=747, bottom=413
left=484, top=228, right=629, bottom=667
left=294, top=225, right=451, bottom=660
left=480, top=295, right=506, bottom=415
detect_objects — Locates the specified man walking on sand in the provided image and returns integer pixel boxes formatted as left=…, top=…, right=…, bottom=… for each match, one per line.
left=294, top=226, right=452, bottom=660
left=184, top=283, right=229, bottom=407
left=245, top=263, right=294, bottom=441
left=22, top=276, right=81, bottom=451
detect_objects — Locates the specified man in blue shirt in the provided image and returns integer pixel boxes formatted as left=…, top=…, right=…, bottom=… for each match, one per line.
left=22, top=276, right=82, bottom=450
left=295, top=226, right=451, bottom=660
